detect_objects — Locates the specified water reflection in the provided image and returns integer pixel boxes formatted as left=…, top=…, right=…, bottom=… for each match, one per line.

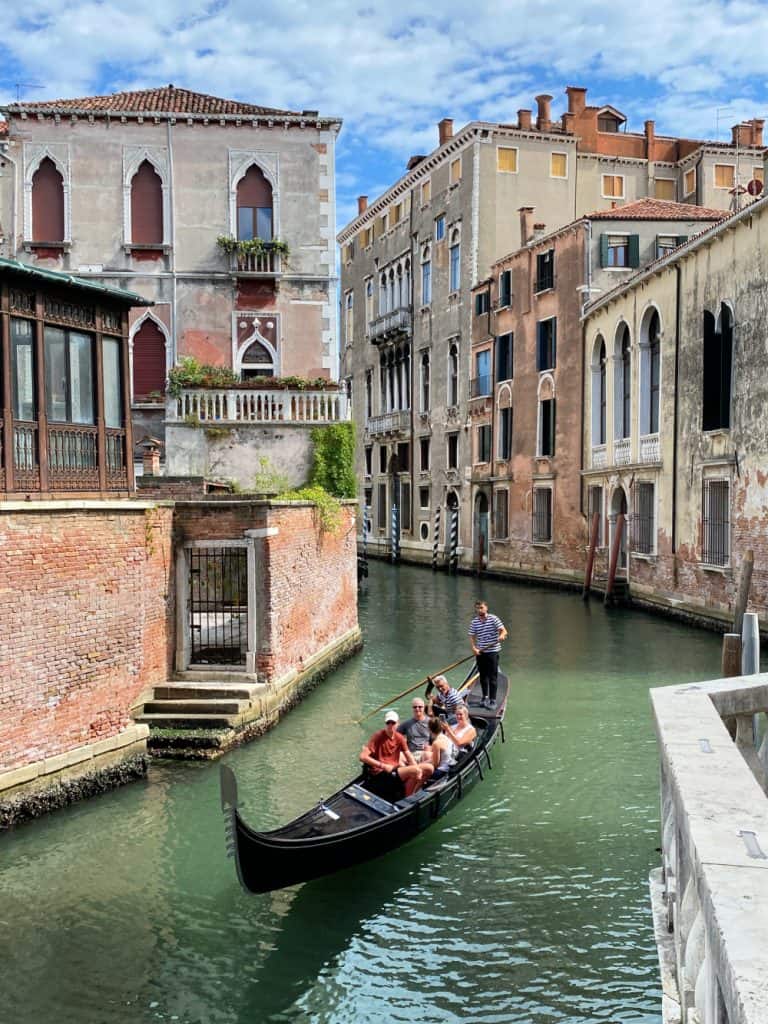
left=0, top=561, right=720, bottom=1024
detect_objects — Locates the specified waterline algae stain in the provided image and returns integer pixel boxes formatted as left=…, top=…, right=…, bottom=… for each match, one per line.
left=0, top=561, right=719, bottom=1023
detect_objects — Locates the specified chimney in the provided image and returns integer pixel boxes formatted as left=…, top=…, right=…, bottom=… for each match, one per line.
left=751, top=119, right=765, bottom=147
left=533, top=221, right=546, bottom=240
left=519, top=206, right=535, bottom=245
left=731, top=123, right=750, bottom=147
left=644, top=120, right=655, bottom=160
left=139, top=437, right=163, bottom=477
left=518, top=108, right=532, bottom=131
left=438, top=118, right=454, bottom=145
left=565, top=86, right=587, bottom=116
left=561, top=112, right=575, bottom=134
left=357, top=195, right=368, bottom=214
left=535, top=94, right=553, bottom=131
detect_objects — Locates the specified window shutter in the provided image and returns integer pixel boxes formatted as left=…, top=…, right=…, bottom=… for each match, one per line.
left=550, top=400, right=556, bottom=456
left=551, top=318, right=557, bottom=368
left=536, top=322, right=544, bottom=371
left=628, top=234, right=640, bottom=268
left=676, top=235, right=688, bottom=246
left=600, top=233, right=609, bottom=268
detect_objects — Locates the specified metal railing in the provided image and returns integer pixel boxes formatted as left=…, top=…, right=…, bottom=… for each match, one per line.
left=232, top=250, right=281, bottom=275
left=366, top=409, right=411, bottom=436
left=469, top=376, right=492, bottom=398
left=369, top=307, right=411, bottom=343
left=640, top=433, right=660, bottom=463
left=170, top=387, right=349, bottom=424
left=651, top=674, right=768, bottom=1024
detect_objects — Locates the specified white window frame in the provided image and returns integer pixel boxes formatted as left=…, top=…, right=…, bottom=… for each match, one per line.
left=450, top=157, right=462, bottom=185
left=550, top=152, right=568, bottom=179
left=228, top=150, right=280, bottom=241
left=601, top=174, right=625, bottom=200
left=421, top=179, right=431, bottom=205
left=653, top=177, right=676, bottom=201
left=493, top=488, right=509, bottom=540
left=449, top=227, right=461, bottom=293
left=713, top=164, right=736, bottom=190
left=23, top=142, right=73, bottom=245
left=684, top=168, right=696, bottom=196
left=496, top=146, right=519, bottom=174
left=435, top=214, right=446, bottom=241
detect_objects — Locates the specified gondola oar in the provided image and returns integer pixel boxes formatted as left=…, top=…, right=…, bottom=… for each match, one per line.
left=355, top=653, right=476, bottom=724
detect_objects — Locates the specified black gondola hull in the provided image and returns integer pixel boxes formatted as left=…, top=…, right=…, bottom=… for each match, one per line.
left=221, top=673, right=507, bottom=894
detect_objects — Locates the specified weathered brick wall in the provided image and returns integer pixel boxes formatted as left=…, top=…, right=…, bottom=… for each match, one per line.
left=0, top=505, right=174, bottom=772
left=259, top=503, right=358, bottom=681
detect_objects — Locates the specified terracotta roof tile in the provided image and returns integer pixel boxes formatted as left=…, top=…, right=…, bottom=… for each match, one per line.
left=587, top=198, right=725, bottom=221
left=3, top=86, right=302, bottom=118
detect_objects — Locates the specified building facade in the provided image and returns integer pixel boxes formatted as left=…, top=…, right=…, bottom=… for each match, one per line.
left=582, top=193, right=768, bottom=624
left=338, top=85, right=765, bottom=566
left=0, top=86, right=342, bottom=468
left=470, top=199, right=724, bottom=584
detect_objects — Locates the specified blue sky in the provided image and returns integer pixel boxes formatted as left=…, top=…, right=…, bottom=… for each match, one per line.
left=2, top=0, right=768, bottom=230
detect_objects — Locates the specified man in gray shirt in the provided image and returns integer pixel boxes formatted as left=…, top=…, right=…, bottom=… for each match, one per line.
left=397, top=698, right=431, bottom=762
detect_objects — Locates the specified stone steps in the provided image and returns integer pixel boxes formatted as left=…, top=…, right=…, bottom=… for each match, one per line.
left=136, top=712, right=240, bottom=730
left=175, top=669, right=258, bottom=684
left=153, top=682, right=260, bottom=701
left=140, top=698, right=250, bottom=716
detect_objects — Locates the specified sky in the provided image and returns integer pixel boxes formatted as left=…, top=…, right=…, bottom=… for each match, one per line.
left=2, top=0, right=768, bottom=230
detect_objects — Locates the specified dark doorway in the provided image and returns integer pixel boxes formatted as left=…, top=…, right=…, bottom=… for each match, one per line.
left=188, top=547, right=248, bottom=665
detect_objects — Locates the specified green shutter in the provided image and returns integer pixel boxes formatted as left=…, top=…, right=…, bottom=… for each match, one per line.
left=600, top=233, right=609, bottom=268
left=628, top=234, right=640, bottom=268
left=676, top=235, right=688, bottom=246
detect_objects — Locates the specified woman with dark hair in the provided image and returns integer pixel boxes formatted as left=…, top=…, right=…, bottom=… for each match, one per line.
left=427, top=716, right=455, bottom=782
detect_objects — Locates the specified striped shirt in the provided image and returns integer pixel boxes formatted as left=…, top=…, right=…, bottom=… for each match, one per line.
left=435, top=686, right=463, bottom=714
left=468, top=613, right=505, bottom=653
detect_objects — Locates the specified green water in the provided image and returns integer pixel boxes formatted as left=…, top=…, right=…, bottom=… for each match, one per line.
left=0, top=562, right=721, bottom=1024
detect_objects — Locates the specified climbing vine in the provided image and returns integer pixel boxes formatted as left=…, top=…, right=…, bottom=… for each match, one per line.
left=308, top=423, right=356, bottom=499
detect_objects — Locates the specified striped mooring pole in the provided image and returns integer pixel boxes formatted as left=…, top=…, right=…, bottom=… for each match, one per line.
left=449, top=507, right=459, bottom=574
left=432, top=505, right=441, bottom=571
left=360, top=505, right=370, bottom=575
left=390, top=503, right=400, bottom=564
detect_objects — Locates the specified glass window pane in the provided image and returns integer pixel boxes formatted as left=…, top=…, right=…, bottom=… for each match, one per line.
left=44, top=326, right=68, bottom=422
left=11, top=318, right=36, bottom=421
left=256, top=207, right=273, bottom=240
left=237, top=207, right=254, bottom=240
left=103, top=338, right=123, bottom=428
left=69, top=332, right=94, bottom=424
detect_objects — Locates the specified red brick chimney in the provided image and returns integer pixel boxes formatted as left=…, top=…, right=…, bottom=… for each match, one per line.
left=535, top=94, right=553, bottom=131
left=139, top=437, right=163, bottom=476
left=732, top=123, right=750, bottom=146
left=519, top=206, right=535, bottom=244
left=357, top=195, right=368, bottom=214
left=438, top=118, right=454, bottom=145
left=518, top=109, right=532, bottom=131
left=561, top=112, right=575, bottom=134
left=751, top=119, right=765, bottom=147
left=644, top=120, right=655, bottom=161
left=565, top=86, right=587, bottom=116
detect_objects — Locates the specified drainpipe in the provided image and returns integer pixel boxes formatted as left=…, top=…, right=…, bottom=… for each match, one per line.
left=166, top=118, right=177, bottom=364
left=579, top=220, right=591, bottom=517
left=672, top=262, right=681, bottom=553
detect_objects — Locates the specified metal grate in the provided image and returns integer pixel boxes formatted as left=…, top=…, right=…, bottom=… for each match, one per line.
left=702, top=479, right=730, bottom=566
left=188, top=548, right=248, bottom=665
left=588, top=485, right=603, bottom=546
left=632, top=482, right=654, bottom=554
left=532, top=487, right=552, bottom=543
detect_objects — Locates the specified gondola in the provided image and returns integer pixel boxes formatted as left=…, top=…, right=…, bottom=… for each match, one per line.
left=220, top=668, right=508, bottom=894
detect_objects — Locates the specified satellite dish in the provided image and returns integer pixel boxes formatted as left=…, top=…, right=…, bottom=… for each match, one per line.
left=747, top=178, right=764, bottom=196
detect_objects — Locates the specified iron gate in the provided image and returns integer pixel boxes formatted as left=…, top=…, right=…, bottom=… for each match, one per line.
left=188, top=547, right=248, bottom=665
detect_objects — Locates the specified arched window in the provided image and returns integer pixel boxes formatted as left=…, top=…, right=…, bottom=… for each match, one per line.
left=31, top=157, right=64, bottom=243
left=379, top=273, right=388, bottom=315
left=448, top=342, right=459, bottom=407
left=394, top=346, right=403, bottom=409
left=379, top=353, right=387, bottom=412
left=703, top=304, right=733, bottom=430
left=344, top=291, right=354, bottom=346
left=365, top=370, right=373, bottom=419
left=420, top=350, right=430, bottom=412
left=132, top=319, right=167, bottom=400
left=421, top=245, right=432, bottom=305
left=387, top=350, right=396, bottom=412
left=241, top=339, right=275, bottom=378
left=365, top=278, right=374, bottom=326
left=449, top=228, right=461, bottom=292
left=236, top=165, right=273, bottom=241
left=396, top=264, right=403, bottom=309
left=590, top=335, right=606, bottom=447
left=130, top=160, right=163, bottom=245
left=404, top=259, right=411, bottom=305
left=613, top=324, right=631, bottom=440
left=402, top=344, right=410, bottom=409
left=388, top=269, right=396, bottom=312
left=648, top=312, right=660, bottom=434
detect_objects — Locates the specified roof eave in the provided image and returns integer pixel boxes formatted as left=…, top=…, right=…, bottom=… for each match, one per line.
left=0, top=105, right=342, bottom=129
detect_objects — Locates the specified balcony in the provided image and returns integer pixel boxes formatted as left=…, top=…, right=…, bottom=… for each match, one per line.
left=169, top=387, right=349, bottom=424
left=614, top=437, right=631, bottom=465
left=591, top=444, right=607, bottom=469
left=366, top=410, right=411, bottom=437
left=231, top=249, right=282, bottom=276
left=368, top=307, right=412, bottom=344
left=640, top=433, right=660, bottom=463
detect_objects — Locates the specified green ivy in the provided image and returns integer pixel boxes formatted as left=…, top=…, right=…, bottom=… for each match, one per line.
left=275, top=485, right=343, bottom=533
left=309, top=423, right=356, bottom=499
left=168, top=356, right=239, bottom=397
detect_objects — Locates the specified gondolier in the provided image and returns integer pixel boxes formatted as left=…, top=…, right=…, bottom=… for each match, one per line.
left=468, top=600, right=507, bottom=709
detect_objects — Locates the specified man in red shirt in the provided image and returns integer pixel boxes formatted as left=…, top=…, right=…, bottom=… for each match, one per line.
left=360, top=710, right=431, bottom=800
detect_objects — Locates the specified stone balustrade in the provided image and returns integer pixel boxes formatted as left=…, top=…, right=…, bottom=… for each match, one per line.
left=641, top=433, right=660, bottom=463
left=650, top=674, right=768, bottom=1024
left=366, top=409, right=411, bottom=436
left=169, top=387, right=349, bottom=424
left=591, top=444, right=607, bottom=469
left=614, top=437, right=631, bottom=465
left=368, top=306, right=412, bottom=343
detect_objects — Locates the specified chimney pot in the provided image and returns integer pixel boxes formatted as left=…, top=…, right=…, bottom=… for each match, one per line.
left=565, top=86, right=587, bottom=116
left=535, top=94, right=553, bottom=130
left=518, top=108, right=532, bottom=131
left=438, top=118, right=454, bottom=145
left=357, top=195, right=368, bottom=214
left=752, top=119, right=765, bottom=147
left=518, top=206, right=535, bottom=245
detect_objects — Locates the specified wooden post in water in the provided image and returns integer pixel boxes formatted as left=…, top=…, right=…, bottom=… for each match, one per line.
left=722, top=633, right=742, bottom=677
left=432, top=506, right=441, bottom=571
left=732, top=549, right=754, bottom=637
left=449, top=507, right=459, bottom=574
left=604, top=513, right=624, bottom=607
left=477, top=533, right=484, bottom=576
left=582, top=512, right=600, bottom=600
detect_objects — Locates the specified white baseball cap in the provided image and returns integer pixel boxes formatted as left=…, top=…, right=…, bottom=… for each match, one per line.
left=384, top=709, right=399, bottom=724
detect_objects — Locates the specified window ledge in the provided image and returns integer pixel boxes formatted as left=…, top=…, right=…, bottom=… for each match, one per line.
left=532, top=540, right=553, bottom=548
left=24, top=240, right=71, bottom=253
left=700, top=563, right=732, bottom=575
left=124, top=243, right=172, bottom=255
left=534, top=286, right=554, bottom=296
left=631, top=552, right=657, bottom=563
left=702, top=428, right=731, bottom=438
left=131, top=401, right=166, bottom=410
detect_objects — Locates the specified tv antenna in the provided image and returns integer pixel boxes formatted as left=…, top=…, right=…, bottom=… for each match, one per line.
left=14, top=82, right=43, bottom=102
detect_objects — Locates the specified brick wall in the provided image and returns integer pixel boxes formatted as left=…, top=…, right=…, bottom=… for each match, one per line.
left=0, top=504, right=174, bottom=772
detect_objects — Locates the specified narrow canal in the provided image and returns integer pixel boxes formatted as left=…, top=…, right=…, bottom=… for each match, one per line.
left=0, top=562, right=721, bottom=1024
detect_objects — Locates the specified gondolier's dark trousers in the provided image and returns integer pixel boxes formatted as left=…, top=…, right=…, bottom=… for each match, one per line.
left=477, top=651, right=500, bottom=702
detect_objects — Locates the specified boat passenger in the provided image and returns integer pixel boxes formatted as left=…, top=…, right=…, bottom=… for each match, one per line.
left=441, top=704, right=477, bottom=755
left=398, top=699, right=431, bottom=763
left=426, top=716, right=456, bottom=782
left=428, top=675, right=463, bottom=723
left=360, top=710, right=430, bottom=801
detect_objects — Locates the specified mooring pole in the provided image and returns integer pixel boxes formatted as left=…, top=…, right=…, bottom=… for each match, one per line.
left=604, top=513, right=624, bottom=606
left=733, top=549, right=754, bottom=637
left=432, top=505, right=441, bottom=571
left=582, top=512, right=600, bottom=600
left=449, top=507, right=459, bottom=574
left=390, top=503, right=400, bottom=564
left=722, top=633, right=742, bottom=677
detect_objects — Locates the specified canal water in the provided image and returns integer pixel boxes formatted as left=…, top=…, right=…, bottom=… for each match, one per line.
left=0, top=562, right=721, bottom=1024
